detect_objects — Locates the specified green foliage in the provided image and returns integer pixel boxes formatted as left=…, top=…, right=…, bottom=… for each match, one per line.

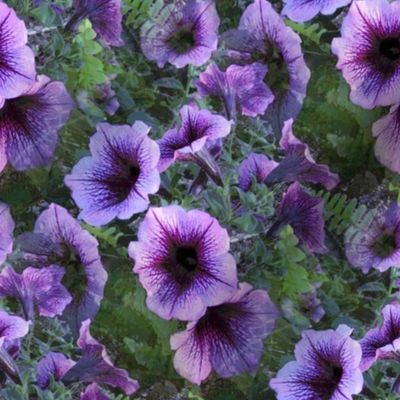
left=123, top=0, right=164, bottom=28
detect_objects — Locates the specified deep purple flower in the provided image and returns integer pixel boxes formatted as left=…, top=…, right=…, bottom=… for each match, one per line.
left=0, top=265, right=72, bottom=320
left=19, top=204, right=107, bottom=336
left=332, top=0, right=400, bottom=109
left=372, top=105, right=400, bottom=173
left=0, top=203, right=14, bottom=266
left=265, top=119, right=339, bottom=190
left=270, top=325, right=363, bottom=400
left=345, top=203, right=400, bottom=273
left=65, top=122, right=160, bottom=226
left=238, top=153, right=278, bottom=192
left=222, top=0, right=310, bottom=133
left=158, top=104, right=231, bottom=184
left=269, top=182, right=327, bottom=254
left=66, top=0, right=123, bottom=47
left=360, top=303, right=400, bottom=371
left=0, top=75, right=74, bottom=173
left=129, top=205, right=238, bottom=321
left=195, top=63, right=274, bottom=119
left=141, top=0, right=219, bottom=69
left=0, top=3, right=35, bottom=104
left=61, top=319, right=139, bottom=395
left=37, top=352, right=76, bottom=389
left=81, top=383, right=109, bottom=400
left=282, top=0, right=351, bottom=23
left=170, top=282, right=279, bottom=384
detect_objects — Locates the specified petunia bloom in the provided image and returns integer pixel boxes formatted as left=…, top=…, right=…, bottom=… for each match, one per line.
left=195, top=63, right=274, bottom=119
left=37, top=352, right=76, bottom=389
left=282, top=0, right=351, bottom=23
left=345, top=203, right=400, bottom=273
left=65, top=121, right=160, bottom=226
left=170, top=282, right=279, bottom=384
left=65, top=0, right=123, bottom=47
left=129, top=205, right=238, bottom=321
left=158, top=104, right=231, bottom=184
left=81, top=383, right=110, bottom=400
left=332, top=0, right=400, bottom=109
left=0, top=3, right=35, bottom=104
left=141, top=0, right=219, bottom=69
left=0, top=203, right=14, bottom=266
left=372, top=105, right=400, bottom=174
left=268, top=182, right=327, bottom=254
left=270, top=325, right=363, bottom=400
left=360, top=303, right=400, bottom=371
left=0, top=265, right=72, bottom=320
left=0, top=75, right=74, bottom=173
left=238, top=153, right=278, bottom=192
left=18, top=204, right=107, bottom=337
left=61, top=319, right=139, bottom=395
left=265, top=119, right=339, bottom=190
left=222, top=0, right=310, bottom=134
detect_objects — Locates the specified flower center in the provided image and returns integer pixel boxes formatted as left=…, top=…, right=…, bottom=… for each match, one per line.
left=175, top=246, right=198, bottom=272
left=380, top=38, right=400, bottom=61
left=372, top=232, right=397, bottom=258
left=168, top=27, right=195, bottom=54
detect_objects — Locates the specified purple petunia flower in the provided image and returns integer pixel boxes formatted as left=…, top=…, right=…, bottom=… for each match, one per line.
left=158, top=104, right=231, bottom=184
left=195, top=63, right=274, bottom=119
left=141, top=0, right=219, bottom=69
left=170, top=282, right=279, bottom=384
left=19, top=204, right=107, bottom=337
left=0, top=265, right=72, bottom=320
left=129, top=205, right=238, bottom=321
left=238, top=153, right=278, bottom=192
left=81, top=383, right=109, bottom=400
left=0, top=75, right=74, bottom=173
left=265, top=119, right=339, bottom=190
left=332, top=0, right=400, bottom=109
left=61, top=319, right=139, bottom=395
left=270, top=325, right=363, bottom=400
left=345, top=203, right=400, bottom=273
left=269, top=182, right=327, bottom=254
left=372, top=105, right=400, bottom=174
left=65, top=0, right=123, bottom=47
left=0, top=3, right=35, bottom=104
left=359, top=303, right=400, bottom=371
left=65, top=121, right=160, bottom=226
left=37, top=352, right=76, bottom=389
left=222, top=0, right=310, bottom=134
left=0, top=203, right=14, bottom=266
left=282, top=0, right=351, bottom=23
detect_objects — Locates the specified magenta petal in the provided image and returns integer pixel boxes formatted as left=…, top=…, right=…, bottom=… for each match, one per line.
left=0, top=202, right=14, bottom=266
left=0, top=311, right=29, bottom=345
left=81, top=383, right=110, bottom=400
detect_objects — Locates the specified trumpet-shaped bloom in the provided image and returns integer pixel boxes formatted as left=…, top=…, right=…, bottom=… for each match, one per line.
left=332, top=0, right=400, bottom=109
left=345, top=203, right=400, bottom=273
left=0, top=203, right=14, bottom=266
left=373, top=105, right=400, bottom=173
left=37, top=352, right=76, bottom=389
left=238, top=153, right=278, bottom=191
left=66, top=0, right=123, bottom=47
left=141, top=0, right=219, bottom=68
left=222, top=0, right=310, bottom=133
left=81, top=383, right=109, bottom=400
left=195, top=63, right=274, bottom=119
left=265, top=119, right=339, bottom=190
left=270, top=325, right=363, bottom=400
left=272, top=183, right=327, bottom=254
left=360, top=303, right=400, bottom=371
left=0, top=3, right=35, bottom=103
left=65, top=122, right=160, bottom=226
left=282, top=0, right=351, bottom=23
left=61, top=320, right=139, bottom=395
left=0, top=265, right=72, bottom=320
left=19, top=204, right=107, bottom=337
left=129, top=205, right=238, bottom=321
left=170, top=283, right=279, bottom=384
left=0, top=75, right=74, bottom=173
